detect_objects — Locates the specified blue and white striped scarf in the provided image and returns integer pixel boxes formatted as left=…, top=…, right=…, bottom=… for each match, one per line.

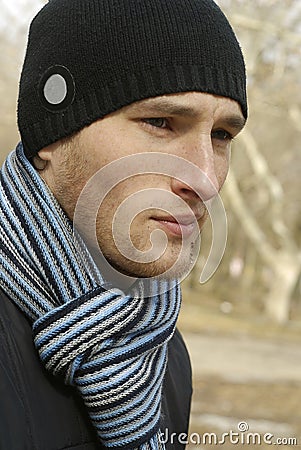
left=0, top=144, right=181, bottom=449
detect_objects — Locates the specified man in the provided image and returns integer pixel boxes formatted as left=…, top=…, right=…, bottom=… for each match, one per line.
left=0, top=0, right=247, bottom=449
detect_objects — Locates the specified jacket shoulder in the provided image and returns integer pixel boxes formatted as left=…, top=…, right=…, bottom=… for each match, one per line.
left=0, top=289, right=102, bottom=450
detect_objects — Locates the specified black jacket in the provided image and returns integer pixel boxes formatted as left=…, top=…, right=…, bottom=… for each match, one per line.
left=0, top=290, right=192, bottom=450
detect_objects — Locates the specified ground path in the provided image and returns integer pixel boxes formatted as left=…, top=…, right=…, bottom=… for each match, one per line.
left=182, top=332, right=301, bottom=383
left=180, top=332, right=301, bottom=449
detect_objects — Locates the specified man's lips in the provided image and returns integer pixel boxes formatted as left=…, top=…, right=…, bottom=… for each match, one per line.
left=151, top=214, right=201, bottom=238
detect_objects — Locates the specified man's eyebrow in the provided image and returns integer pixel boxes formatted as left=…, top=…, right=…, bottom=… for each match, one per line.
left=129, top=99, right=199, bottom=117
left=129, top=98, right=247, bottom=131
left=220, top=115, right=246, bottom=132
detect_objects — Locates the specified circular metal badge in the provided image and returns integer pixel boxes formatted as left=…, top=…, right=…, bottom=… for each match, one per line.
left=39, top=65, right=75, bottom=112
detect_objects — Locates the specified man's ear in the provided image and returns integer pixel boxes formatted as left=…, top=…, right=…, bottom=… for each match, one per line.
left=37, top=141, right=61, bottom=162
left=32, top=141, right=60, bottom=171
left=32, top=154, right=47, bottom=171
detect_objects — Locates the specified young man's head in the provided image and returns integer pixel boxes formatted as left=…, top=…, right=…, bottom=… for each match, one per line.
left=18, top=0, right=247, bottom=280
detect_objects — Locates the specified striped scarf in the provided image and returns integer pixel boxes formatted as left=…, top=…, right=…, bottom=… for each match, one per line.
left=0, top=143, right=181, bottom=449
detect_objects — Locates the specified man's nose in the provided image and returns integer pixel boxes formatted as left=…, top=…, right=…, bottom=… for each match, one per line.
left=170, top=137, right=220, bottom=202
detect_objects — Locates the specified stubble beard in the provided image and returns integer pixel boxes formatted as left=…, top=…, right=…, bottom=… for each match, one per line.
left=43, top=142, right=201, bottom=282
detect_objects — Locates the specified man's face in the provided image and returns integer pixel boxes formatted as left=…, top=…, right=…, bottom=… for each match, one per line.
left=39, top=92, right=245, bottom=280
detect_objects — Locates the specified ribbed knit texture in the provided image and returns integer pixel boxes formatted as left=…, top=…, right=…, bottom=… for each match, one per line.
left=0, top=143, right=181, bottom=449
left=18, top=0, right=247, bottom=157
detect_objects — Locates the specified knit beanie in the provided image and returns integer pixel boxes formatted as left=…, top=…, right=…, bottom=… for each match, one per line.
left=18, top=0, right=247, bottom=159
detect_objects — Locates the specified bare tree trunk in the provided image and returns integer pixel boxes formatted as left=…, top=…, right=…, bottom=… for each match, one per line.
left=224, top=170, right=301, bottom=324
left=264, top=253, right=300, bottom=324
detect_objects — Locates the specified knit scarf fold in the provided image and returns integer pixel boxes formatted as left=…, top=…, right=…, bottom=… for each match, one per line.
left=0, top=143, right=181, bottom=450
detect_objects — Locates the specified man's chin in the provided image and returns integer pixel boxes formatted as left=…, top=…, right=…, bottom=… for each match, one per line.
left=92, top=233, right=200, bottom=284
left=104, top=251, right=195, bottom=282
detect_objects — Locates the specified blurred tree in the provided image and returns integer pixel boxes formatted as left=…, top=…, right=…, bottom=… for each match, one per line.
left=218, top=0, right=301, bottom=323
left=0, top=0, right=46, bottom=161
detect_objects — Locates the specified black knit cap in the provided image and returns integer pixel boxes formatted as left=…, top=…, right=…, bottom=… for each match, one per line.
left=18, top=0, right=247, bottom=158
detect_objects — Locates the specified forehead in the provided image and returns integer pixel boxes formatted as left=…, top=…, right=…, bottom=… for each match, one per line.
left=123, top=91, right=246, bottom=128
left=128, top=92, right=243, bottom=114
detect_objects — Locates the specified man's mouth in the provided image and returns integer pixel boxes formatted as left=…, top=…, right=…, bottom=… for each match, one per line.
left=151, top=214, right=200, bottom=238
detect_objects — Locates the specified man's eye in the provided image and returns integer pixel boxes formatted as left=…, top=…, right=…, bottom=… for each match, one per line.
left=143, top=118, right=168, bottom=129
left=212, top=129, right=233, bottom=141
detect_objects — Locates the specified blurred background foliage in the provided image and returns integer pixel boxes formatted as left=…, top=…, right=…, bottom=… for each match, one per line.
left=0, top=0, right=46, bottom=152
